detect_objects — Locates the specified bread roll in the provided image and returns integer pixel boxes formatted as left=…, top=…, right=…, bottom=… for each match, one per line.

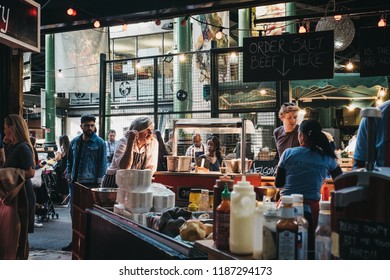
left=179, top=220, right=207, bottom=241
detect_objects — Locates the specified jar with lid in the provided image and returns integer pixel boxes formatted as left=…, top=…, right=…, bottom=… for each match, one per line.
left=189, top=188, right=201, bottom=208
left=262, top=203, right=279, bottom=260
left=315, top=200, right=331, bottom=260
left=199, top=189, right=210, bottom=211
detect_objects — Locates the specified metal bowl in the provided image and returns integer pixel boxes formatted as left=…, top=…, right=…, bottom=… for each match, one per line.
left=90, top=188, right=118, bottom=207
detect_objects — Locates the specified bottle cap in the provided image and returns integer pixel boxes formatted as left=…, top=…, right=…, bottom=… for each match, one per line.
left=291, top=193, right=304, bottom=203
left=281, top=195, right=294, bottom=204
left=221, top=184, right=230, bottom=199
left=319, top=200, right=331, bottom=211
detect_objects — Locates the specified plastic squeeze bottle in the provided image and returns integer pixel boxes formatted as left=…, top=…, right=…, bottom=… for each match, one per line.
left=291, top=194, right=308, bottom=260
left=215, top=184, right=231, bottom=250
left=229, top=176, right=256, bottom=255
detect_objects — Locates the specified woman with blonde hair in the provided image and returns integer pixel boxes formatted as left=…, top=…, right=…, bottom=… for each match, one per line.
left=0, top=114, right=36, bottom=259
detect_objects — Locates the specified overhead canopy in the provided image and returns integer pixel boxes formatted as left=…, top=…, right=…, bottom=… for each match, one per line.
left=292, top=73, right=388, bottom=109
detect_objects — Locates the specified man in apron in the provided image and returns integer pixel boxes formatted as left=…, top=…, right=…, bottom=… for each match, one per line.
left=185, top=133, right=207, bottom=161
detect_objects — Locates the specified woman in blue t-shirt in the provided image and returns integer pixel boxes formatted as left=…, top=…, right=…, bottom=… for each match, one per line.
left=275, top=120, right=342, bottom=257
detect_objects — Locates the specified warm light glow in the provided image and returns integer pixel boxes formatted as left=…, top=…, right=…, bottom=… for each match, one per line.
left=346, top=61, right=354, bottom=70
left=93, top=20, right=101, bottom=28
left=57, top=69, right=63, bottom=78
left=179, top=54, right=186, bottom=62
left=67, top=8, right=77, bottom=16
left=347, top=104, right=356, bottom=111
left=215, top=30, right=223, bottom=40
left=379, top=88, right=386, bottom=97
left=334, top=14, right=342, bottom=21
left=136, top=61, right=141, bottom=69
left=122, top=24, right=128, bottom=31
left=260, top=89, right=267, bottom=95
left=378, top=18, right=387, bottom=27
left=376, top=99, right=384, bottom=106
left=155, top=19, right=161, bottom=26
left=299, top=25, right=306, bottom=33
left=230, top=52, right=237, bottom=59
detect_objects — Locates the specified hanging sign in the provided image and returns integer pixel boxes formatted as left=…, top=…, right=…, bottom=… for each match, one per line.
left=243, top=31, right=334, bottom=82
left=0, top=0, right=40, bottom=52
left=360, top=26, right=390, bottom=77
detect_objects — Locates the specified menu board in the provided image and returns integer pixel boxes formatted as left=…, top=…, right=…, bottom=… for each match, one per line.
left=243, top=31, right=334, bottom=82
left=360, top=26, right=390, bottom=77
left=338, top=219, right=390, bottom=259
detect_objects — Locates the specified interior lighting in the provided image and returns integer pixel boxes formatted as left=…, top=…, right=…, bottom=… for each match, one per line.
left=93, top=20, right=101, bottom=28
left=67, top=8, right=77, bottom=16
left=215, top=28, right=223, bottom=40
left=333, top=14, right=342, bottom=21
left=346, top=60, right=354, bottom=71
left=136, top=60, right=141, bottom=69
left=378, top=15, right=387, bottom=27
left=179, top=54, right=186, bottom=62
left=57, top=69, right=63, bottom=78
left=122, top=24, right=128, bottom=31
left=299, top=25, right=307, bottom=33
left=376, top=98, right=384, bottom=106
left=180, top=16, right=189, bottom=27
left=155, top=19, right=161, bottom=26
left=347, top=103, right=356, bottom=111
left=379, top=88, right=386, bottom=97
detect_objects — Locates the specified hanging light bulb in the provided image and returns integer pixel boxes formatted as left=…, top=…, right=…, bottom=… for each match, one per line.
left=179, top=54, right=186, bottom=62
left=299, top=25, right=307, bottom=33
left=378, top=15, right=387, bottom=27
left=346, top=60, right=354, bottom=71
left=379, top=88, right=386, bottom=97
left=180, top=16, right=189, bottom=26
left=136, top=60, right=141, bottom=69
left=122, top=23, right=128, bottom=31
left=67, top=8, right=77, bottom=16
left=57, top=69, right=63, bottom=78
left=215, top=28, right=223, bottom=40
left=155, top=19, right=161, bottom=26
left=93, top=20, right=101, bottom=28
left=333, top=14, right=342, bottom=21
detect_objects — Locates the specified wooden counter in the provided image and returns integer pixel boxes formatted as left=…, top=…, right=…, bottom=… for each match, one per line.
left=153, top=171, right=261, bottom=207
left=194, top=240, right=253, bottom=260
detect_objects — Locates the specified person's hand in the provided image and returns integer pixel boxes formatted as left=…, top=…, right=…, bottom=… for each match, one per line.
left=125, top=130, right=139, bottom=140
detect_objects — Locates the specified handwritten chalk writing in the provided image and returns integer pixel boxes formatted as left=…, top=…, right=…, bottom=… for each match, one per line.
left=0, top=5, right=10, bottom=33
left=243, top=31, right=334, bottom=82
left=252, top=160, right=278, bottom=176
left=338, top=219, right=390, bottom=259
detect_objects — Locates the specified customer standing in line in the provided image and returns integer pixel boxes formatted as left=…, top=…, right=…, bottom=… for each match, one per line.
left=54, top=135, right=70, bottom=201
left=273, top=102, right=300, bottom=159
left=102, top=116, right=158, bottom=187
left=275, top=120, right=342, bottom=257
left=105, top=129, right=118, bottom=168
left=62, top=114, right=106, bottom=251
left=1, top=114, right=36, bottom=259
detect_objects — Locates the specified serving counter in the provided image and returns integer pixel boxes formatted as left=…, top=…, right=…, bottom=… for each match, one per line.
left=72, top=182, right=207, bottom=260
left=153, top=171, right=261, bottom=207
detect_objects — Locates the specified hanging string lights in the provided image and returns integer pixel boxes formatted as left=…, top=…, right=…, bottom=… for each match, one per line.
left=378, top=14, right=387, bottom=27
left=67, top=8, right=77, bottom=16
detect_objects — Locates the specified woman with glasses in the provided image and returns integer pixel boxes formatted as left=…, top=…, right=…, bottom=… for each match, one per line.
left=1, top=114, right=36, bottom=259
left=102, top=116, right=158, bottom=187
left=273, top=102, right=300, bottom=159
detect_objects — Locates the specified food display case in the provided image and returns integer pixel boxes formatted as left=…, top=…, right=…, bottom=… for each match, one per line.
left=154, top=118, right=260, bottom=206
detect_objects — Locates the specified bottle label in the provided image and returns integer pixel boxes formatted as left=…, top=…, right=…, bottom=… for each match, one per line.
left=297, top=227, right=308, bottom=260
left=215, top=212, right=230, bottom=250
left=263, top=226, right=277, bottom=260
left=277, top=230, right=297, bottom=260
left=315, top=236, right=331, bottom=260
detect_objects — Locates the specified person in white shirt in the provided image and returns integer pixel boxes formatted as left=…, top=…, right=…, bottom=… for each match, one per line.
left=185, top=133, right=207, bottom=161
left=102, top=116, right=158, bottom=187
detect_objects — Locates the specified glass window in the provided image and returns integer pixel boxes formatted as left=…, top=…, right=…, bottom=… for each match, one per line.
left=113, top=37, right=136, bottom=59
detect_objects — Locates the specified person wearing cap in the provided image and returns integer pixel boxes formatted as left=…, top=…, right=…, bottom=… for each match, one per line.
left=102, top=116, right=158, bottom=187
left=273, top=102, right=300, bottom=159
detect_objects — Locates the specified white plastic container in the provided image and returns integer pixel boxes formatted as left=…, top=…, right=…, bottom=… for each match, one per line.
left=229, top=176, right=256, bottom=254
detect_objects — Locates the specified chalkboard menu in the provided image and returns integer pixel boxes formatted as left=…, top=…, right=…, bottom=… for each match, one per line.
left=251, top=159, right=278, bottom=176
left=360, top=27, right=390, bottom=77
left=338, top=219, right=390, bottom=260
left=243, top=31, right=334, bottom=82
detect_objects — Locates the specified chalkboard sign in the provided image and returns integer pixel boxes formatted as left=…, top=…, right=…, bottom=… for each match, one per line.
left=251, top=159, right=278, bottom=176
left=338, top=219, right=390, bottom=260
left=360, top=27, right=390, bottom=77
left=243, top=31, right=334, bottom=82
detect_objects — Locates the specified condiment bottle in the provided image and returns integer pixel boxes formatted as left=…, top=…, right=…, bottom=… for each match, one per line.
left=189, top=188, right=201, bottom=208
left=213, top=175, right=234, bottom=240
left=291, top=194, right=308, bottom=260
left=215, top=184, right=231, bottom=250
left=276, top=195, right=298, bottom=260
left=315, top=200, right=331, bottom=260
left=262, top=202, right=279, bottom=260
left=229, top=176, right=256, bottom=255
left=253, top=200, right=265, bottom=259
left=199, top=189, right=210, bottom=211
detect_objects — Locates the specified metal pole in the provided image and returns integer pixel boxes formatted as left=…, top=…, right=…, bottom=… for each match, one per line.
left=45, top=34, right=56, bottom=149
left=153, top=57, right=159, bottom=129
left=99, top=53, right=107, bottom=139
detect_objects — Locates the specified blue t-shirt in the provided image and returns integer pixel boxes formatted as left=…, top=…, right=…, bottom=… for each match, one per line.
left=278, top=146, right=338, bottom=200
left=354, top=100, right=390, bottom=167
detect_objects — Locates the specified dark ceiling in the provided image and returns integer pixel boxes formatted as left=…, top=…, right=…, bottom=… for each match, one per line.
left=36, top=0, right=390, bottom=34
